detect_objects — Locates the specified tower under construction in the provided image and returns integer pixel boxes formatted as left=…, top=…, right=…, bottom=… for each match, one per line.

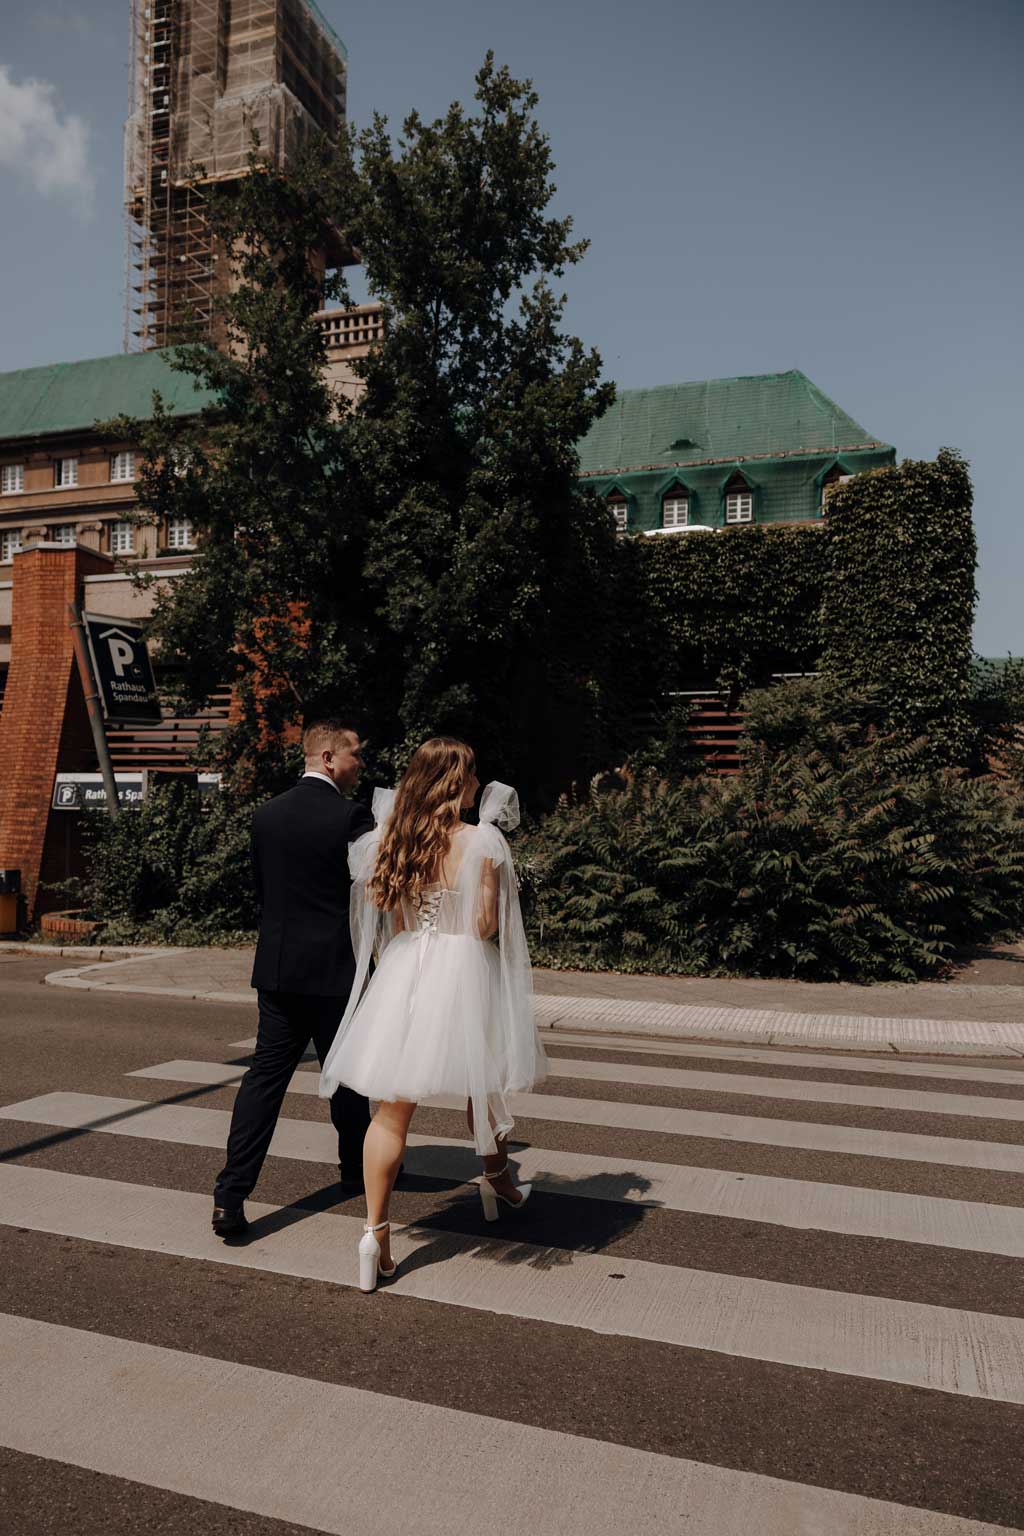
left=124, top=0, right=349, bottom=351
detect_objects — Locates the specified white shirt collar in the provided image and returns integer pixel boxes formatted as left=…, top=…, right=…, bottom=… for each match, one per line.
left=302, top=770, right=340, bottom=795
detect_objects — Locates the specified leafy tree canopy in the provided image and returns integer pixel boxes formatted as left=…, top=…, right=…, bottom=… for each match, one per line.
left=113, top=57, right=617, bottom=805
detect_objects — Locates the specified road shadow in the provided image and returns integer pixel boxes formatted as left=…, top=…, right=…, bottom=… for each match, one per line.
left=392, top=1157, right=659, bottom=1281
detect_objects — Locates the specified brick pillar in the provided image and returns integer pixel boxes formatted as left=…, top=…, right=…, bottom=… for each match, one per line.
left=0, top=544, right=115, bottom=920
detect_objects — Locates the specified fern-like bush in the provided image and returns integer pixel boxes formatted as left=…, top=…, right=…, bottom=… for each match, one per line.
left=523, top=685, right=1024, bottom=981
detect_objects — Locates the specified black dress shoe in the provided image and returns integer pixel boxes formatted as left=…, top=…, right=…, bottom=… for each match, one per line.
left=211, top=1204, right=248, bottom=1236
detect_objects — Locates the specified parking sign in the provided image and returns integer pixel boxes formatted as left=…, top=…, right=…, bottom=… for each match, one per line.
left=83, top=613, right=161, bottom=723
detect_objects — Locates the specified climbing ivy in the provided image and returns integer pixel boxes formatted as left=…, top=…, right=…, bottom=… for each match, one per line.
left=621, top=523, right=827, bottom=711
left=819, top=448, right=977, bottom=760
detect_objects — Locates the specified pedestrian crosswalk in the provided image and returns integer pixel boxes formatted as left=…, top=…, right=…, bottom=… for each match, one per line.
left=2, top=1014, right=1024, bottom=1532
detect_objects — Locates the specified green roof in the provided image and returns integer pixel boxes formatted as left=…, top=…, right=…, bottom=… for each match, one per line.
left=578, top=370, right=892, bottom=475
left=0, top=350, right=221, bottom=444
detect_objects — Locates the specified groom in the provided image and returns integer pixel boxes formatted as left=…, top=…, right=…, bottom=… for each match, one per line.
left=211, top=719, right=375, bottom=1236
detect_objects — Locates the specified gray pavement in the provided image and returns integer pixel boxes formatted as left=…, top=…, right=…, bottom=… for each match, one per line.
left=9, top=937, right=1024, bottom=1053
left=1, top=951, right=1024, bottom=1533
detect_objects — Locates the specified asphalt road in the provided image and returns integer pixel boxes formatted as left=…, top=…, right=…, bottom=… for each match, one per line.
left=1, top=952, right=1023, bottom=1534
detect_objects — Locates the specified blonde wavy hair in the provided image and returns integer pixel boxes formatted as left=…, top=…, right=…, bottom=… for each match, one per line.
left=371, top=737, right=476, bottom=911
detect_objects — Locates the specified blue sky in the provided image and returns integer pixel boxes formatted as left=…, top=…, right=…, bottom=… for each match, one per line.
left=1, top=0, right=1020, bottom=652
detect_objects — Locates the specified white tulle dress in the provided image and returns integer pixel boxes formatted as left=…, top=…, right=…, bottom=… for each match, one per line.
left=318, top=782, right=547, bottom=1156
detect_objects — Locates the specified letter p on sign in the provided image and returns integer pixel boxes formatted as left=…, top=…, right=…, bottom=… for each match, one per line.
left=108, top=637, right=134, bottom=677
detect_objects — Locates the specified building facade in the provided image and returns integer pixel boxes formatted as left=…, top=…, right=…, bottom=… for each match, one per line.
left=577, top=370, right=895, bottom=534
left=125, top=0, right=351, bottom=350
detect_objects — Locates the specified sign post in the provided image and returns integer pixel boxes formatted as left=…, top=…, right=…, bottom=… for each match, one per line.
left=68, top=603, right=121, bottom=820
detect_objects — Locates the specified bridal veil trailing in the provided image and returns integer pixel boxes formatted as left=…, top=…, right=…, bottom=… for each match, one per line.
left=318, top=781, right=547, bottom=1155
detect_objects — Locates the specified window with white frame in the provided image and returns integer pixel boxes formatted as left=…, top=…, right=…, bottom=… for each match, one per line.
left=110, top=451, right=135, bottom=483
left=1, top=464, right=24, bottom=495
left=110, top=520, right=134, bottom=555
left=725, top=490, right=753, bottom=524
left=167, top=515, right=195, bottom=550
left=1, top=530, right=22, bottom=561
left=662, top=493, right=689, bottom=528
left=54, top=457, right=78, bottom=488
left=608, top=499, right=628, bottom=533
left=51, top=523, right=75, bottom=545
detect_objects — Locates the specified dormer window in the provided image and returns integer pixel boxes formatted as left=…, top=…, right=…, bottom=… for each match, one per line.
left=821, top=467, right=855, bottom=510
left=607, top=496, right=628, bottom=533
left=725, top=474, right=753, bottom=525
left=662, top=491, right=689, bottom=528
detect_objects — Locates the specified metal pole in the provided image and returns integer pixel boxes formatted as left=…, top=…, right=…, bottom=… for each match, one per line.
left=68, top=602, right=120, bottom=820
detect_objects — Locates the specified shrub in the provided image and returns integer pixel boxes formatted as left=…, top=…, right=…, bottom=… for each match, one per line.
left=523, top=687, right=1024, bottom=981
left=64, top=782, right=258, bottom=946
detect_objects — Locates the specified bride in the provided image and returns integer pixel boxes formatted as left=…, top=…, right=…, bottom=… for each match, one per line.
left=319, top=736, right=547, bottom=1292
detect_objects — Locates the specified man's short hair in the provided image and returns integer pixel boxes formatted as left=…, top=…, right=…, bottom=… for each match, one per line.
left=302, top=718, right=358, bottom=759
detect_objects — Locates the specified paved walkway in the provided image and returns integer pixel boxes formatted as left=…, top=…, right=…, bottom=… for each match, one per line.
left=10, top=940, right=1024, bottom=1055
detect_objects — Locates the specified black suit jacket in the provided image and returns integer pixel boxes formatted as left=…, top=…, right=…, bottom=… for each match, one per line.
left=250, top=776, right=375, bottom=996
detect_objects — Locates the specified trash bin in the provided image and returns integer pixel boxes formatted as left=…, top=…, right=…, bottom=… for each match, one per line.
left=0, top=869, right=20, bottom=936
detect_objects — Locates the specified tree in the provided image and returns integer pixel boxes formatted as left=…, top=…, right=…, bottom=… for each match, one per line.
left=344, top=55, right=617, bottom=796
left=116, top=57, right=618, bottom=805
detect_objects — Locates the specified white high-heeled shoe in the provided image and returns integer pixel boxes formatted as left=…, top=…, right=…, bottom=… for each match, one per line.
left=358, top=1220, right=398, bottom=1292
left=479, top=1162, right=532, bottom=1222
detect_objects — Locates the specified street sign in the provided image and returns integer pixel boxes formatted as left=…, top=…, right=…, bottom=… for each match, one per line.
left=52, top=773, right=221, bottom=811
left=82, top=613, right=161, bottom=723
left=52, top=774, right=144, bottom=811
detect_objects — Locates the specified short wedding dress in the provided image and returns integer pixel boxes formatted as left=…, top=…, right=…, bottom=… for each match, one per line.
left=319, top=782, right=547, bottom=1155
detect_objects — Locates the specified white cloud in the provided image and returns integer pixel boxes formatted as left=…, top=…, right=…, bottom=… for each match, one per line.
left=0, top=65, right=96, bottom=218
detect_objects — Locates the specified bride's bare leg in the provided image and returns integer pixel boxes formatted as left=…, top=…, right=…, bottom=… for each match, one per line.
left=466, top=1098, right=523, bottom=1205
left=364, top=1099, right=416, bottom=1269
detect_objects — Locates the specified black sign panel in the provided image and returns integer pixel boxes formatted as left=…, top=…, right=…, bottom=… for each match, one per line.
left=52, top=773, right=222, bottom=811
left=52, top=774, right=144, bottom=811
left=83, top=614, right=161, bottom=723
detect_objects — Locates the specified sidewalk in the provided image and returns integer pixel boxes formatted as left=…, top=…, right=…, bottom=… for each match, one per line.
left=12, top=940, right=1024, bottom=1055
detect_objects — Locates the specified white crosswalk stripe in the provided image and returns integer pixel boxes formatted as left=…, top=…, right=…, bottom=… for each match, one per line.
left=2, top=1312, right=1010, bottom=1536
left=2, top=1018, right=1024, bottom=1532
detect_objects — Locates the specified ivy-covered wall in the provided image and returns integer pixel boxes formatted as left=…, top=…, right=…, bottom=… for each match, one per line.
left=819, top=448, right=977, bottom=758
left=627, top=521, right=828, bottom=694
left=625, top=449, right=978, bottom=737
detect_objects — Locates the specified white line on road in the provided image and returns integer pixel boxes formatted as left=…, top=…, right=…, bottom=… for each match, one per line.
left=0, top=1312, right=1008, bottom=1536
left=3, top=1166, right=1024, bottom=1405
left=7, top=1088, right=1024, bottom=1180
left=228, top=1034, right=1024, bottom=1085
left=5, top=1091, right=1024, bottom=1257
left=142, top=1055, right=1024, bottom=1123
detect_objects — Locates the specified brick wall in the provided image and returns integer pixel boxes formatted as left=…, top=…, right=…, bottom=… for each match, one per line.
left=0, top=544, right=113, bottom=918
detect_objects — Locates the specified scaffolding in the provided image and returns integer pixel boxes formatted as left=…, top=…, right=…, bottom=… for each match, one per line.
left=123, top=0, right=348, bottom=352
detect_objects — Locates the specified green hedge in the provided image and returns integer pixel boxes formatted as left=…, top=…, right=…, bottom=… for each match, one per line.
left=629, top=523, right=827, bottom=696
left=819, top=448, right=977, bottom=759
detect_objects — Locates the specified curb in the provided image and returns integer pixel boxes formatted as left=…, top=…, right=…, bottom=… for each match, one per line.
left=0, top=941, right=179, bottom=962
left=34, top=952, right=1024, bottom=1056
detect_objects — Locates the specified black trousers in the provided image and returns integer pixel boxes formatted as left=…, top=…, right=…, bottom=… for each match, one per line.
left=213, top=990, right=370, bottom=1208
